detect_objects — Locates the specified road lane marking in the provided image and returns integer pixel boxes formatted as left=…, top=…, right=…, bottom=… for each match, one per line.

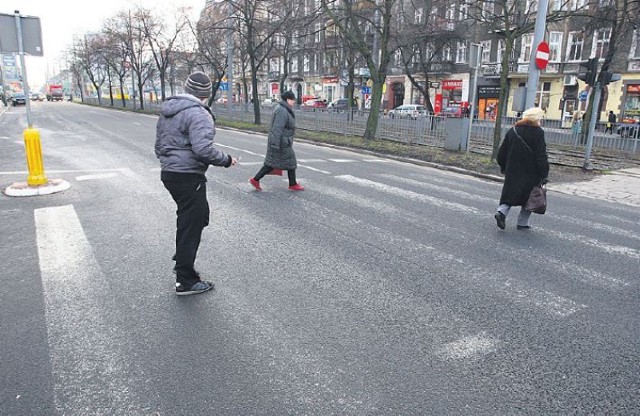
left=75, top=173, right=119, bottom=181
left=0, top=168, right=127, bottom=175
left=34, top=205, right=142, bottom=412
left=300, top=165, right=331, bottom=174
left=543, top=228, right=640, bottom=260
left=437, top=333, right=498, bottom=360
left=217, top=144, right=263, bottom=156
left=329, top=158, right=357, bottom=163
left=298, top=181, right=586, bottom=316
left=337, top=174, right=482, bottom=214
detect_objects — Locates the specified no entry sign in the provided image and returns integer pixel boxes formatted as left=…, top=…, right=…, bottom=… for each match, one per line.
left=535, top=41, right=550, bottom=70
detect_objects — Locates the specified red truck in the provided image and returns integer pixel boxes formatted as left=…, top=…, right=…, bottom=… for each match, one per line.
left=45, top=84, right=64, bottom=101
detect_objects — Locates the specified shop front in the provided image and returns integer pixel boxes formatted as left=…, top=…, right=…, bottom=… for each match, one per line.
left=441, top=79, right=464, bottom=109
left=477, top=85, right=501, bottom=120
left=622, top=82, right=640, bottom=122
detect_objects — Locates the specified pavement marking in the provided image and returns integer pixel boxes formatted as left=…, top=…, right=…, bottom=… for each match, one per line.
left=362, top=158, right=393, bottom=163
left=376, top=173, right=494, bottom=203
left=217, top=143, right=263, bottom=156
left=302, top=179, right=586, bottom=317
left=297, top=159, right=327, bottom=163
left=437, top=333, right=498, bottom=360
left=337, top=174, right=483, bottom=215
left=543, top=228, right=640, bottom=261
left=0, top=136, right=12, bottom=140
left=75, top=172, right=119, bottom=181
left=0, top=168, right=126, bottom=175
left=328, top=158, right=357, bottom=163
left=35, top=205, right=140, bottom=412
left=300, top=164, right=331, bottom=174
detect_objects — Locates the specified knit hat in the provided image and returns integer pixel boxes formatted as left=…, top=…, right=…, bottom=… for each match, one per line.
left=185, top=72, right=212, bottom=98
left=281, top=91, right=296, bottom=101
left=522, top=107, right=545, bottom=122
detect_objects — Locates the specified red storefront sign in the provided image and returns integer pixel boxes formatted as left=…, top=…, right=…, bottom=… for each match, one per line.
left=627, top=84, right=640, bottom=93
left=434, top=94, right=443, bottom=114
left=442, top=80, right=463, bottom=90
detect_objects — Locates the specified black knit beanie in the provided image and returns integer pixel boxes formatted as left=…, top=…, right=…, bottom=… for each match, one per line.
left=281, top=91, right=296, bottom=101
left=185, top=72, right=212, bottom=98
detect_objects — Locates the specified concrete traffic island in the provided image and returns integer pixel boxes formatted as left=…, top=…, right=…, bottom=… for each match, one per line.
left=4, top=179, right=71, bottom=197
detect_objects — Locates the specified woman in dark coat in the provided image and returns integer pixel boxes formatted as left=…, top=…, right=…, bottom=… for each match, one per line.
left=249, top=90, right=304, bottom=191
left=494, top=107, right=549, bottom=230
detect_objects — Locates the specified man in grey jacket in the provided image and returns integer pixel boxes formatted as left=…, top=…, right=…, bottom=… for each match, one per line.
left=155, top=71, right=237, bottom=295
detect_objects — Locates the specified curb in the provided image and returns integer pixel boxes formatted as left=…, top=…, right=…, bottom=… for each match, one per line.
left=220, top=126, right=505, bottom=183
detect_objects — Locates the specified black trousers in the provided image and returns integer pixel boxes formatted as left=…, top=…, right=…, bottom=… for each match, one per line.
left=254, top=164, right=297, bottom=186
left=162, top=179, right=209, bottom=287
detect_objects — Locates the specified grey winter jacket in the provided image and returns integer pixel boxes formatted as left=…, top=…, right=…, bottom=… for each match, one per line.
left=264, top=101, right=297, bottom=170
left=155, top=94, right=230, bottom=175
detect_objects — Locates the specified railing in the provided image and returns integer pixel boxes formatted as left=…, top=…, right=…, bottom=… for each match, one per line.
left=81, top=97, right=639, bottom=156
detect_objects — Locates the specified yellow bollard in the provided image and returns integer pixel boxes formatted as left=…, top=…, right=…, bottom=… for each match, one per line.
left=23, top=128, right=48, bottom=186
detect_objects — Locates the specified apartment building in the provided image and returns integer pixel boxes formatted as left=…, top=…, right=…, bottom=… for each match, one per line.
left=202, top=0, right=639, bottom=122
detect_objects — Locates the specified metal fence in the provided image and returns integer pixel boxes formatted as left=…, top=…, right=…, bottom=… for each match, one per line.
left=82, top=97, right=639, bottom=156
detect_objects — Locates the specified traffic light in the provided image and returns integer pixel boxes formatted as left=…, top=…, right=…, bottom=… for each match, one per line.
left=601, top=71, right=622, bottom=86
left=578, top=58, right=598, bottom=86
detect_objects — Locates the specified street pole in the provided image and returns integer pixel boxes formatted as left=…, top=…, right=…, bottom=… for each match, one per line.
left=583, top=82, right=601, bottom=171
left=14, top=11, right=33, bottom=128
left=226, top=0, right=233, bottom=110
left=524, top=0, right=549, bottom=109
left=466, top=44, right=482, bottom=153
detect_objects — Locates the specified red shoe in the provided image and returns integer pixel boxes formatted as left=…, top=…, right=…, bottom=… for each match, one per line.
left=249, top=178, right=262, bottom=191
left=288, top=183, right=305, bottom=191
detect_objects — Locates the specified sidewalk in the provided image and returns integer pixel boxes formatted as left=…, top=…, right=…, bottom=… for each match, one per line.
left=549, top=168, right=640, bottom=207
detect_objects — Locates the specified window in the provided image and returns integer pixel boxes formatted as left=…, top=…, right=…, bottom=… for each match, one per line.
left=415, top=7, right=423, bottom=24
left=549, top=32, right=562, bottom=62
left=292, top=56, right=298, bottom=73
left=395, top=49, right=403, bottom=66
left=592, top=28, right=611, bottom=59
left=482, top=1, right=494, bottom=19
left=303, top=54, right=309, bottom=72
left=445, top=5, right=455, bottom=30
left=519, top=33, right=533, bottom=62
left=459, top=1, right=468, bottom=19
left=630, top=30, right=640, bottom=59
left=481, top=40, right=491, bottom=63
left=497, top=39, right=506, bottom=63
left=292, top=30, right=300, bottom=47
left=314, top=23, right=321, bottom=43
left=566, top=32, right=583, bottom=61
left=570, top=0, right=589, bottom=10
left=396, top=10, right=405, bottom=31
left=443, top=45, right=452, bottom=61
left=455, top=41, right=468, bottom=64
left=314, top=53, right=320, bottom=72
left=429, top=7, right=439, bottom=25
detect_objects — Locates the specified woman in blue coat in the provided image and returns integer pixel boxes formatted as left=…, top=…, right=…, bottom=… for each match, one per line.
left=495, top=107, right=549, bottom=230
left=249, top=90, right=304, bottom=191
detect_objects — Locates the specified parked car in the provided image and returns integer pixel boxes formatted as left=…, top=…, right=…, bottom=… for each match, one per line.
left=328, top=98, right=349, bottom=111
left=11, top=92, right=27, bottom=106
left=301, top=99, right=328, bottom=111
left=262, top=97, right=278, bottom=107
left=441, top=106, right=463, bottom=118
left=388, top=104, right=427, bottom=119
left=617, top=120, right=640, bottom=138
left=30, top=92, right=45, bottom=101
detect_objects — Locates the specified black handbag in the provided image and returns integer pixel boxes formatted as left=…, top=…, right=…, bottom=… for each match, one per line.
left=525, top=184, right=547, bottom=214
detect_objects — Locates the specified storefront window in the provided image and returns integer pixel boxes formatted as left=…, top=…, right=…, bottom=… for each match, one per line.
left=623, top=84, right=640, bottom=122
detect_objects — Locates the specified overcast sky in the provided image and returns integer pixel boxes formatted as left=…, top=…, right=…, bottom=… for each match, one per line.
left=1, top=0, right=205, bottom=88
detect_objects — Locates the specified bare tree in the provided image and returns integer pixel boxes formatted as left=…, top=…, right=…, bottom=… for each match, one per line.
left=100, top=29, right=131, bottom=108
left=394, top=0, right=467, bottom=113
left=323, top=0, right=398, bottom=141
left=192, top=3, right=229, bottom=105
left=226, top=0, right=289, bottom=124
left=76, top=34, right=109, bottom=104
left=577, top=0, right=640, bottom=143
left=138, top=7, right=188, bottom=101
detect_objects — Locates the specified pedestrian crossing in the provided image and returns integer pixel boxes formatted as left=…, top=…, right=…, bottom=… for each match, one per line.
left=9, top=151, right=639, bottom=413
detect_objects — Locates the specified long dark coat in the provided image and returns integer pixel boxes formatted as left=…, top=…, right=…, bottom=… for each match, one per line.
left=264, top=101, right=297, bottom=170
left=497, top=119, right=549, bottom=206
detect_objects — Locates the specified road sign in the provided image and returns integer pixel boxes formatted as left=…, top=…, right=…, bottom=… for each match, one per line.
left=361, top=86, right=371, bottom=94
left=0, top=13, right=43, bottom=56
left=220, top=82, right=229, bottom=92
left=579, top=90, right=588, bottom=101
left=535, top=42, right=550, bottom=70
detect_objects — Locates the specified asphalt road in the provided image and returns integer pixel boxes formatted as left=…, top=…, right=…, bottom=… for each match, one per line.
left=1, top=101, right=638, bottom=415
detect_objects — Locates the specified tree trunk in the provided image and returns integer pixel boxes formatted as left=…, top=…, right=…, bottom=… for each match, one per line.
left=364, top=77, right=384, bottom=141
left=137, top=74, right=145, bottom=110
left=119, top=77, right=126, bottom=107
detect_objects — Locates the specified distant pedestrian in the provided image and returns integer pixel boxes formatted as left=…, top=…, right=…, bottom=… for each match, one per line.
left=249, top=90, right=304, bottom=191
left=605, top=111, right=617, bottom=134
left=155, top=71, right=238, bottom=295
left=494, top=107, right=549, bottom=231
left=571, top=110, right=582, bottom=140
